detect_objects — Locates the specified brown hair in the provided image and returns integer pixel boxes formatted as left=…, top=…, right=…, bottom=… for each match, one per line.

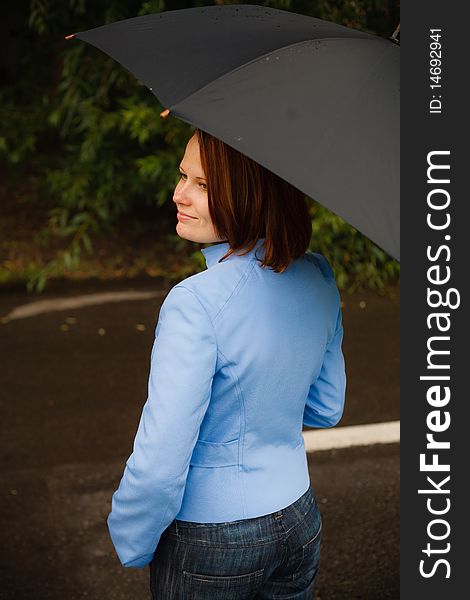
left=195, top=129, right=311, bottom=273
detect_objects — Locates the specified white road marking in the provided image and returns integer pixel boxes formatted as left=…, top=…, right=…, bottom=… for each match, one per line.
left=4, top=291, right=167, bottom=321
left=303, top=420, right=400, bottom=451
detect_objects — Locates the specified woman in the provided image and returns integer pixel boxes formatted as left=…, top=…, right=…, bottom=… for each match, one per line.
left=107, top=129, right=346, bottom=599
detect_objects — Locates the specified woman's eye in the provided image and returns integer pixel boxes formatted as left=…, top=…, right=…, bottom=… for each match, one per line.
left=178, top=172, right=206, bottom=190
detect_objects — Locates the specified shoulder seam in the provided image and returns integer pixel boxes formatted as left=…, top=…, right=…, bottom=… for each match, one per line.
left=213, top=260, right=257, bottom=323
left=306, top=252, right=335, bottom=280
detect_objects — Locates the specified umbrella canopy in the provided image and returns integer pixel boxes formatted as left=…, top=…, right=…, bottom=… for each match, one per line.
left=71, top=4, right=400, bottom=261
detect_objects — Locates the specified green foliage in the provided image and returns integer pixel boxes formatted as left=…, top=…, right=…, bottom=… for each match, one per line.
left=1, top=0, right=399, bottom=292
left=308, top=203, right=400, bottom=293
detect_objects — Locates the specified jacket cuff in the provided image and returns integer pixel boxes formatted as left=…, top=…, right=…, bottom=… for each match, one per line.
left=122, top=552, right=155, bottom=568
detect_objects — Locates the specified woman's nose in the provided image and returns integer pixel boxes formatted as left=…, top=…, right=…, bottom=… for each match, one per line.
left=173, top=181, right=190, bottom=205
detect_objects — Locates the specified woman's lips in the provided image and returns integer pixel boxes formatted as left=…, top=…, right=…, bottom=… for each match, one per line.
left=177, top=212, right=197, bottom=221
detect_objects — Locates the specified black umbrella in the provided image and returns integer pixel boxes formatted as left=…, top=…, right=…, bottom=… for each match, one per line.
left=68, top=4, right=400, bottom=261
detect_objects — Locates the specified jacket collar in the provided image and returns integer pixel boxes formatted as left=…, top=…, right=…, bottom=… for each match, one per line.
left=201, top=238, right=266, bottom=269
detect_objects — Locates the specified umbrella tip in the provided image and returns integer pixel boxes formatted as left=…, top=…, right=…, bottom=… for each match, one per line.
left=160, top=108, right=171, bottom=119
left=65, top=33, right=75, bottom=40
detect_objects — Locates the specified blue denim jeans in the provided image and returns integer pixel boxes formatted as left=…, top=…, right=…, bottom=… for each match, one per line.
left=149, top=484, right=322, bottom=599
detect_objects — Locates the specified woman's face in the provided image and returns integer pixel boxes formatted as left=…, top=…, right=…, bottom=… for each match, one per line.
left=173, top=134, right=222, bottom=244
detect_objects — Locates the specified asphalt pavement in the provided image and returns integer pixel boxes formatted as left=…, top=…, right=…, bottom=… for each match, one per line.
left=0, top=278, right=399, bottom=599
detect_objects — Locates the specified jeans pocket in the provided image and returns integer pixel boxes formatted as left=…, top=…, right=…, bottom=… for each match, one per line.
left=183, top=567, right=265, bottom=599
left=292, top=520, right=322, bottom=589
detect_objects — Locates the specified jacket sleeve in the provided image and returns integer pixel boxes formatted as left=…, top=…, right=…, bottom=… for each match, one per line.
left=107, top=284, right=217, bottom=568
left=303, top=305, right=346, bottom=428
left=303, top=254, right=346, bottom=428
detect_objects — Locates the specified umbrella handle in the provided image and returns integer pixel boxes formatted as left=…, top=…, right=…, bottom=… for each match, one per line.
left=390, top=23, right=400, bottom=45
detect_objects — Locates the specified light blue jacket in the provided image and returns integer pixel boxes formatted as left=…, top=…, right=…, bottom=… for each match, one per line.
left=107, top=238, right=346, bottom=567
